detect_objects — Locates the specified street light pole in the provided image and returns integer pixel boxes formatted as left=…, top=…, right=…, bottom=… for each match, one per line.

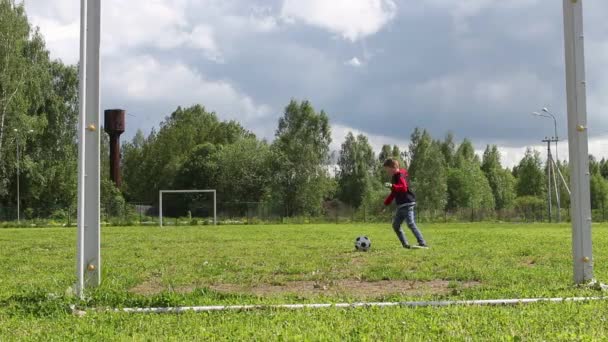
left=542, top=108, right=559, bottom=164
left=542, top=109, right=561, bottom=223
left=532, top=110, right=561, bottom=223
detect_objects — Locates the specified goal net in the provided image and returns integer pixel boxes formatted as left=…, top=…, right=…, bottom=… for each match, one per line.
left=159, top=190, right=217, bottom=227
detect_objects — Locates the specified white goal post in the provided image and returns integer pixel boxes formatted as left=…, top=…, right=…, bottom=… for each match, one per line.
left=159, top=190, right=217, bottom=227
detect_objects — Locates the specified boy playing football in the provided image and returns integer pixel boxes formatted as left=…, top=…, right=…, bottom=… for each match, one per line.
left=383, top=159, right=428, bottom=249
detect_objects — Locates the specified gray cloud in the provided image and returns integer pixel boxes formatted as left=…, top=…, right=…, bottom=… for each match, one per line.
left=24, top=0, right=608, bottom=154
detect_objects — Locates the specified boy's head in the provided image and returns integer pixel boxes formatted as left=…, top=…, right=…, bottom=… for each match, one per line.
left=383, top=159, right=399, bottom=176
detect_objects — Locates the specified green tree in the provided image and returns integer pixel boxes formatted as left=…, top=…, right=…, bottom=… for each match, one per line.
left=121, top=105, right=251, bottom=204
left=0, top=3, right=80, bottom=215
left=213, top=138, right=272, bottom=203
left=271, top=100, right=332, bottom=216
left=392, top=145, right=406, bottom=168
left=600, top=158, right=608, bottom=180
left=482, top=145, right=516, bottom=209
left=408, top=129, right=447, bottom=211
left=515, top=148, right=545, bottom=198
left=590, top=172, right=608, bottom=210
left=378, top=145, right=392, bottom=162
left=447, top=162, right=495, bottom=210
left=589, top=155, right=600, bottom=176
left=337, top=132, right=376, bottom=209
left=441, top=132, right=456, bottom=168
left=120, top=130, right=146, bottom=201
left=454, top=138, right=480, bottom=167
left=446, top=144, right=495, bottom=210
left=0, top=1, right=30, bottom=169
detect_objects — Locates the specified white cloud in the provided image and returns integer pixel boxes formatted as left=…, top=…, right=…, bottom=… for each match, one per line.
left=26, top=0, right=221, bottom=63
left=104, top=55, right=271, bottom=123
left=331, top=123, right=406, bottom=155
left=281, top=0, right=397, bottom=42
left=28, top=15, right=80, bottom=64
left=22, top=0, right=608, bottom=157
left=224, top=6, right=279, bottom=34
left=24, top=0, right=278, bottom=138
left=22, top=0, right=79, bottom=23
left=345, top=57, right=363, bottom=67
left=101, top=0, right=189, bottom=51
left=188, top=25, right=222, bottom=62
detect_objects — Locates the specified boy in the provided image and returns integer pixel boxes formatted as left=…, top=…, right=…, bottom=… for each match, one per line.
left=383, top=159, right=428, bottom=249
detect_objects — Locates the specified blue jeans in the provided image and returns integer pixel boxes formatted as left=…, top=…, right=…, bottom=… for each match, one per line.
left=392, top=205, right=426, bottom=246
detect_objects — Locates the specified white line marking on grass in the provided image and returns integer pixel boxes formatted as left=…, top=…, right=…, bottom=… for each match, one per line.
left=110, top=297, right=607, bottom=314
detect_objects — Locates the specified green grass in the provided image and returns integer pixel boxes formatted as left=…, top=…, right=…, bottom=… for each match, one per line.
left=1, top=223, right=608, bottom=340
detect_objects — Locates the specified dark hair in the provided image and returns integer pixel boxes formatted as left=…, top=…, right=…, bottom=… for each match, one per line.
left=383, top=159, right=399, bottom=168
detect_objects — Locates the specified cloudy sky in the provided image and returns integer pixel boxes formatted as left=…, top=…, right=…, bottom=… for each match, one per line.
left=22, top=0, right=608, bottom=167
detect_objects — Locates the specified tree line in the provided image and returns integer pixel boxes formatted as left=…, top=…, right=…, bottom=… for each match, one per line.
left=97, top=102, right=608, bottom=219
left=3, top=2, right=608, bottom=220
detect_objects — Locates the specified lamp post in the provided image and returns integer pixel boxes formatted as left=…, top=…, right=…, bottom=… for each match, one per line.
left=532, top=109, right=559, bottom=161
left=542, top=108, right=559, bottom=163
left=532, top=109, right=561, bottom=223
left=13, top=128, right=34, bottom=223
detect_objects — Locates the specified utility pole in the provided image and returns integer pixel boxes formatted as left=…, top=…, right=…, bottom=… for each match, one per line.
left=532, top=109, right=561, bottom=222
left=543, top=138, right=554, bottom=222
left=542, top=137, right=559, bottom=223
left=543, top=108, right=561, bottom=222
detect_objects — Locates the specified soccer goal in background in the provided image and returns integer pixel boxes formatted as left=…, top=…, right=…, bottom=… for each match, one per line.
left=159, top=190, right=217, bottom=227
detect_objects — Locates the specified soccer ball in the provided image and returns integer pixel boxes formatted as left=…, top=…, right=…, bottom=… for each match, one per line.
left=355, top=236, right=371, bottom=251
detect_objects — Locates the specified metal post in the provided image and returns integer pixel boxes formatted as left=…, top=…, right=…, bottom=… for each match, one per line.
left=563, top=0, right=593, bottom=284
left=213, top=190, right=217, bottom=226
left=548, top=112, right=561, bottom=222
left=159, top=191, right=163, bottom=227
left=551, top=155, right=560, bottom=222
left=555, top=155, right=562, bottom=223
left=76, top=0, right=101, bottom=297
left=543, top=138, right=553, bottom=223
left=16, top=136, right=19, bottom=223
left=553, top=157, right=571, bottom=195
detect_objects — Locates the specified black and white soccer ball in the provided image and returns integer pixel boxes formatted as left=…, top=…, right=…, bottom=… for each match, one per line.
left=355, top=236, right=371, bottom=251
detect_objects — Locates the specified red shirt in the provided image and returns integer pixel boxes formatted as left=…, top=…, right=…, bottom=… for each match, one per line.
left=384, top=169, right=412, bottom=206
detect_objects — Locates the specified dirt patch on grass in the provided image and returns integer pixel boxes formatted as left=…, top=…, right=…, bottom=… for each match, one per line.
left=211, top=280, right=480, bottom=298
left=130, top=279, right=198, bottom=296
left=521, top=258, right=537, bottom=267
left=131, top=279, right=480, bottom=298
left=130, top=279, right=163, bottom=296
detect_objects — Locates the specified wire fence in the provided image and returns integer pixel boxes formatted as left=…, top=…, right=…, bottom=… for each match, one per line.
left=1, top=201, right=603, bottom=228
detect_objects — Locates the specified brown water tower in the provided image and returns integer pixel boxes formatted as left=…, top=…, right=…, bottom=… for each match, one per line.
left=104, top=109, right=126, bottom=188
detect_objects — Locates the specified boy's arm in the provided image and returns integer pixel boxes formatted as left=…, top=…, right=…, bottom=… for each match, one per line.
left=384, top=193, right=395, bottom=206
left=391, top=176, right=408, bottom=193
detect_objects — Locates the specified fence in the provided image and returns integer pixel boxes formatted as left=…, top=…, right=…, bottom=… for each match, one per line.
left=0, top=200, right=598, bottom=228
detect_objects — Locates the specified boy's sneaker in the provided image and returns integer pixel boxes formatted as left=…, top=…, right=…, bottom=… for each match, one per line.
left=413, top=244, right=429, bottom=249
left=403, top=244, right=411, bottom=249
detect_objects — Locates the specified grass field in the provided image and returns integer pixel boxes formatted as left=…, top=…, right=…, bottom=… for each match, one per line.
left=1, top=222, right=608, bottom=340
